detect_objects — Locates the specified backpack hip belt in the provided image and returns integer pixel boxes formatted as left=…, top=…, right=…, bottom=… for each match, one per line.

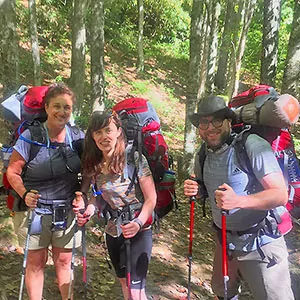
left=104, top=202, right=143, bottom=224
left=213, top=214, right=279, bottom=237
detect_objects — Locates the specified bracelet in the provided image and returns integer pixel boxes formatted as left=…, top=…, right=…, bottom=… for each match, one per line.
left=133, top=218, right=143, bottom=231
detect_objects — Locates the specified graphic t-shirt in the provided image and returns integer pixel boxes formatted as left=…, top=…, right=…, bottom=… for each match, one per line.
left=94, top=153, right=152, bottom=237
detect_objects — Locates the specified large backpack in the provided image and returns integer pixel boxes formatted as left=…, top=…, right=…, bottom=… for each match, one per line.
left=0, top=85, right=83, bottom=211
left=112, top=97, right=177, bottom=219
left=198, top=85, right=300, bottom=234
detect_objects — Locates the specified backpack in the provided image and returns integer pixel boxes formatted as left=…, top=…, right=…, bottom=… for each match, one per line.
left=0, top=85, right=83, bottom=211
left=112, top=97, right=177, bottom=219
left=198, top=85, right=300, bottom=234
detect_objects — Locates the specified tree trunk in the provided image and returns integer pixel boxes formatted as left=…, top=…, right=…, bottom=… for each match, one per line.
left=230, top=0, right=257, bottom=97
left=70, top=0, right=87, bottom=114
left=198, top=6, right=209, bottom=99
left=90, top=0, right=105, bottom=112
left=214, top=0, right=238, bottom=93
left=182, top=0, right=205, bottom=182
left=205, top=0, right=221, bottom=95
left=137, top=0, right=144, bottom=73
left=29, top=0, right=41, bottom=86
left=260, top=0, right=281, bottom=86
left=281, top=0, right=300, bottom=98
left=0, top=0, right=19, bottom=97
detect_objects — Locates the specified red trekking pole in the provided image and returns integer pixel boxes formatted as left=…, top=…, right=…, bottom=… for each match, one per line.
left=187, top=194, right=195, bottom=300
left=221, top=210, right=229, bottom=300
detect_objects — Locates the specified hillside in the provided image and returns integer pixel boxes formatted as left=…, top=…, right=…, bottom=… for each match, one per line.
left=0, top=48, right=300, bottom=300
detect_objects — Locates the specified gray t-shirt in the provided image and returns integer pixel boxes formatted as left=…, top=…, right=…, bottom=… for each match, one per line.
left=14, top=126, right=84, bottom=203
left=195, top=133, right=283, bottom=252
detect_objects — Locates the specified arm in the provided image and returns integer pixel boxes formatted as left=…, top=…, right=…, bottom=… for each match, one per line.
left=121, top=174, right=156, bottom=238
left=7, top=150, right=40, bottom=208
left=135, top=174, right=157, bottom=226
left=215, top=171, right=288, bottom=211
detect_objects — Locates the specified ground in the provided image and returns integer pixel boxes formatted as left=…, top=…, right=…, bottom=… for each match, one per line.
left=0, top=53, right=300, bottom=299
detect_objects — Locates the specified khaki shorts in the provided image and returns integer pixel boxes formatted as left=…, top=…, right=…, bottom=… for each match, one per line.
left=20, top=209, right=81, bottom=250
left=12, top=211, right=28, bottom=247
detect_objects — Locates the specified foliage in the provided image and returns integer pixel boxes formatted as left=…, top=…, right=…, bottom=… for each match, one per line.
left=105, top=0, right=190, bottom=54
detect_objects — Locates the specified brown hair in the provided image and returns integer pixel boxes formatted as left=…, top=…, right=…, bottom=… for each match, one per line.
left=43, top=82, right=76, bottom=106
left=82, top=111, right=125, bottom=176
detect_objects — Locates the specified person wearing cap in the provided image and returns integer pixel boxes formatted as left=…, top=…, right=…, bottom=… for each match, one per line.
left=184, top=95, right=294, bottom=300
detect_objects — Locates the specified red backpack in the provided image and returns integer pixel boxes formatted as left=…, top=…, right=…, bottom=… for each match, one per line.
left=112, top=98, right=176, bottom=219
left=229, top=84, right=300, bottom=232
left=1, top=85, right=49, bottom=210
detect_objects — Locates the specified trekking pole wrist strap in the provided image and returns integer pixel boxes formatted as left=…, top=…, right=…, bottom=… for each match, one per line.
left=133, top=218, right=143, bottom=231
left=22, top=190, right=31, bottom=201
left=22, top=189, right=37, bottom=201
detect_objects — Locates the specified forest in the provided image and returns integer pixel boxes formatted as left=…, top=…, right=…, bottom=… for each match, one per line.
left=0, top=0, right=300, bottom=299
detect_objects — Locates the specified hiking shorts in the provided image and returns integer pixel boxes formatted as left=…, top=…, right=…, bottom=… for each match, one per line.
left=211, top=235, right=294, bottom=300
left=22, top=209, right=81, bottom=250
left=106, top=228, right=152, bottom=290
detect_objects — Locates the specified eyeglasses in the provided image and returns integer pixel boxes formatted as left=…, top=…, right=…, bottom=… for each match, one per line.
left=198, top=118, right=224, bottom=130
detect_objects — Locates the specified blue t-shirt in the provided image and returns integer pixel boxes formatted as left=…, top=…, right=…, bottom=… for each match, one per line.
left=195, top=133, right=283, bottom=252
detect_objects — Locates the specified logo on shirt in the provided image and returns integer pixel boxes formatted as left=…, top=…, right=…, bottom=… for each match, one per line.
left=232, top=167, right=242, bottom=175
left=131, top=280, right=142, bottom=285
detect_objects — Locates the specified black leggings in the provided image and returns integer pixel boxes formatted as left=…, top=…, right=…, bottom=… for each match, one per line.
left=106, top=229, right=152, bottom=290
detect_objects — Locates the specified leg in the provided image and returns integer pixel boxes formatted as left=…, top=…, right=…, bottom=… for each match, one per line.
left=237, top=237, right=294, bottom=300
left=52, top=246, right=73, bottom=300
left=25, top=248, right=48, bottom=300
left=129, top=230, right=152, bottom=300
left=211, top=238, right=240, bottom=299
left=119, top=277, right=129, bottom=300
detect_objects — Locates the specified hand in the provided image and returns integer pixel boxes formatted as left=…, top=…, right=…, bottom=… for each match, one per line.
left=121, top=221, right=141, bottom=239
left=214, top=183, right=239, bottom=210
left=76, top=204, right=95, bottom=227
left=184, top=178, right=199, bottom=198
left=72, top=191, right=85, bottom=214
left=24, top=190, right=40, bottom=208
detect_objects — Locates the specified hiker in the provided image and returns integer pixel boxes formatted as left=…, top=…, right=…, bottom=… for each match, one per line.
left=6, top=83, right=84, bottom=300
left=183, top=95, right=294, bottom=300
left=73, top=111, right=156, bottom=300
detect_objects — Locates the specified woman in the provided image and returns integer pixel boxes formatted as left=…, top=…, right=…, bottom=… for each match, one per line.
left=74, top=111, right=156, bottom=300
left=7, top=83, right=84, bottom=300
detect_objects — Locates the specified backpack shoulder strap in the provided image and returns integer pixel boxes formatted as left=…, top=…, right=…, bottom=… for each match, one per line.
left=27, top=121, right=46, bottom=163
left=233, top=131, right=253, bottom=176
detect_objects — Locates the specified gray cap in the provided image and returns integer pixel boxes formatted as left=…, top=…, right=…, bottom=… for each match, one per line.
left=189, top=95, right=236, bottom=127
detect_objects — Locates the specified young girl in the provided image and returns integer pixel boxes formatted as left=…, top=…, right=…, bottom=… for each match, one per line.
left=75, top=111, right=156, bottom=300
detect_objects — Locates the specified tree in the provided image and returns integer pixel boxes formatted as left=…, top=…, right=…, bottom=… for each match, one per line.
left=0, top=0, right=19, bottom=97
left=260, top=0, right=281, bottom=86
left=90, top=0, right=105, bottom=112
left=183, top=0, right=205, bottom=180
left=229, top=0, right=257, bottom=97
left=281, top=0, right=300, bottom=98
left=70, top=0, right=87, bottom=114
left=215, top=0, right=239, bottom=93
left=29, top=0, right=41, bottom=86
left=205, top=0, right=221, bottom=95
left=137, top=0, right=144, bottom=73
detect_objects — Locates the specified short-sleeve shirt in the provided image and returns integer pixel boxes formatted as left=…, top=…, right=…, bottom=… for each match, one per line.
left=194, top=133, right=283, bottom=252
left=14, top=125, right=84, bottom=203
left=94, top=153, right=152, bottom=237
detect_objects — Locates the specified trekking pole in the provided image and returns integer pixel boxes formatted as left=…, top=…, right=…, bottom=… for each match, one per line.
left=124, top=237, right=132, bottom=300
left=68, top=215, right=77, bottom=300
left=187, top=194, right=195, bottom=300
left=221, top=210, right=229, bottom=300
left=79, top=209, right=88, bottom=300
left=18, top=209, right=33, bottom=300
